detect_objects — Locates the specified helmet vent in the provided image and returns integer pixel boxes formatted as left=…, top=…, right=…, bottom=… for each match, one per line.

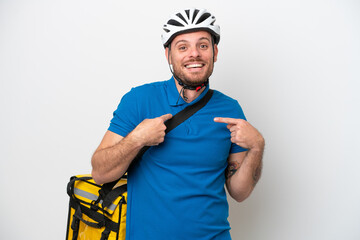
left=185, top=10, right=190, bottom=19
left=167, top=19, right=184, bottom=27
left=176, top=13, right=188, bottom=24
left=196, top=13, right=211, bottom=24
left=192, top=9, right=200, bottom=23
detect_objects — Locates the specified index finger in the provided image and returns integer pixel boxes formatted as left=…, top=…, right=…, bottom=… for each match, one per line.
left=214, top=117, right=239, bottom=125
left=159, top=113, right=173, bottom=122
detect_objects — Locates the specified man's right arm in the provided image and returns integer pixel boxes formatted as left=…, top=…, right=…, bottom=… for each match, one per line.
left=91, top=113, right=172, bottom=184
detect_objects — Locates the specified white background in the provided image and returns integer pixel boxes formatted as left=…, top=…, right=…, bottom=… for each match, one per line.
left=1, top=0, right=359, bottom=239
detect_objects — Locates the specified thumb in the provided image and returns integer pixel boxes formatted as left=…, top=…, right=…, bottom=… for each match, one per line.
left=159, top=113, right=173, bottom=122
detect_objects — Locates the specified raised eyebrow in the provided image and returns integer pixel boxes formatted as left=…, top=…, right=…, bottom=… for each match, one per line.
left=174, top=40, right=189, bottom=47
left=199, top=37, right=211, bottom=43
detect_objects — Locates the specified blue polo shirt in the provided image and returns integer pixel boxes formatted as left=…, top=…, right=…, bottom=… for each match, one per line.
left=108, top=78, right=247, bottom=240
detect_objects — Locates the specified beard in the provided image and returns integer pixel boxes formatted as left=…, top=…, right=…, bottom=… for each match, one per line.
left=171, top=58, right=214, bottom=87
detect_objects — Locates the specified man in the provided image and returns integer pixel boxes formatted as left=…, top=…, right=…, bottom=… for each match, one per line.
left=91, top=8, right=264, bottom=240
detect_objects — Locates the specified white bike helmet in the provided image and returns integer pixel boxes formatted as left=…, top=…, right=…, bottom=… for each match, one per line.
left=162, top=8, right=220, bottom=48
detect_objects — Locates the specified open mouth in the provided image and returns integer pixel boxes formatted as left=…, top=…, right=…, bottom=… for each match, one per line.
left=185, top=63, right=205, bottom=69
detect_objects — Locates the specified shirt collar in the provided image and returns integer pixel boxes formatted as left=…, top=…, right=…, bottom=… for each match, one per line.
left=166, top=76, right=210, bottom=107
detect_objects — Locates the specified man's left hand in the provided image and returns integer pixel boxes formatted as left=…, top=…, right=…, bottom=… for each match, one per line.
left=214, top=117, right=264, bottom=151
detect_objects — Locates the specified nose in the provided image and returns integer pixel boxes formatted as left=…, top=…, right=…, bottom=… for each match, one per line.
left=189, top=46, right=201, bottom=58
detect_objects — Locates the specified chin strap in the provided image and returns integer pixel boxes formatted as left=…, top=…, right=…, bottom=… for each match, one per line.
left=174, top=76, right=209, bottom=104
left=175, top=76, right=209, bottom=92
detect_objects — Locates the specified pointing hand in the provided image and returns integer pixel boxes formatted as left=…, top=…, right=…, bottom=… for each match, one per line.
left=214, top=117, right=264, bottom=150
left=131, top=114, right=173, bottom=146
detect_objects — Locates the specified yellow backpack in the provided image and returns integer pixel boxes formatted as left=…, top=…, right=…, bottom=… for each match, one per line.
left=66, top=175, right=127, bottom=240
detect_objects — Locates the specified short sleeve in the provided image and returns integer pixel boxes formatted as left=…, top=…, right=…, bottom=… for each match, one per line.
left=229, top=101, right=248, bottom=154
left=108, top=88, right=140, bottom=137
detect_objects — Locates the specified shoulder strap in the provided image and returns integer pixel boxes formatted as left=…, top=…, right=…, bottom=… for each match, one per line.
left=165, top=89, right=213, bottom=133
left=135, top=89, right=214, bottom=158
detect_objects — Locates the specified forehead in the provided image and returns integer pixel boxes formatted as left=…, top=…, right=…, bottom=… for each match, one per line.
left=171, top=31, right=212, bottom=45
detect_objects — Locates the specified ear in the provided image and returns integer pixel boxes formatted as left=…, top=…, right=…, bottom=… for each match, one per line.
left=213, top=44, right=219, bottom=62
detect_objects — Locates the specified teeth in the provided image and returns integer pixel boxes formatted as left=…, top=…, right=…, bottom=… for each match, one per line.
left=186, top=64, right=203, bottom=68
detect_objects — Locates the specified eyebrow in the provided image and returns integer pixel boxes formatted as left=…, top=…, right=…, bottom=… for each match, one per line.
left=174, top=37, right=211, bottom=46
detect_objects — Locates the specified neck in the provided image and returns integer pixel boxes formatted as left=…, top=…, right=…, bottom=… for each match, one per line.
left=174, top=78, right=206, bottom=103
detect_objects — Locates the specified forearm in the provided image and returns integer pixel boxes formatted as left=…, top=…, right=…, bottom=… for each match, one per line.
left=91, top=131, right=144, bottom=184
left=227, top=145, right=264, bottom=202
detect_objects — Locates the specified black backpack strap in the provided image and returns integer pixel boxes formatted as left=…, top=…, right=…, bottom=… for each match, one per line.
left=134, top=89, right=214, bottom=158
left=165, top=89, right=213, bottom=133
left=102, top=184, right=127, bottom=209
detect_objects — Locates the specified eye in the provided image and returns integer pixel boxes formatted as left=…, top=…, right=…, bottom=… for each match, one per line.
left=178, top=45, right=187, bottom=51
left=200, top=44, right=209, bottom=49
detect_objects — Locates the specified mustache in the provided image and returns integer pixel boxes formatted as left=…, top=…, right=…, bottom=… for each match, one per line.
left=184, top=58, right=206, bottom=65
